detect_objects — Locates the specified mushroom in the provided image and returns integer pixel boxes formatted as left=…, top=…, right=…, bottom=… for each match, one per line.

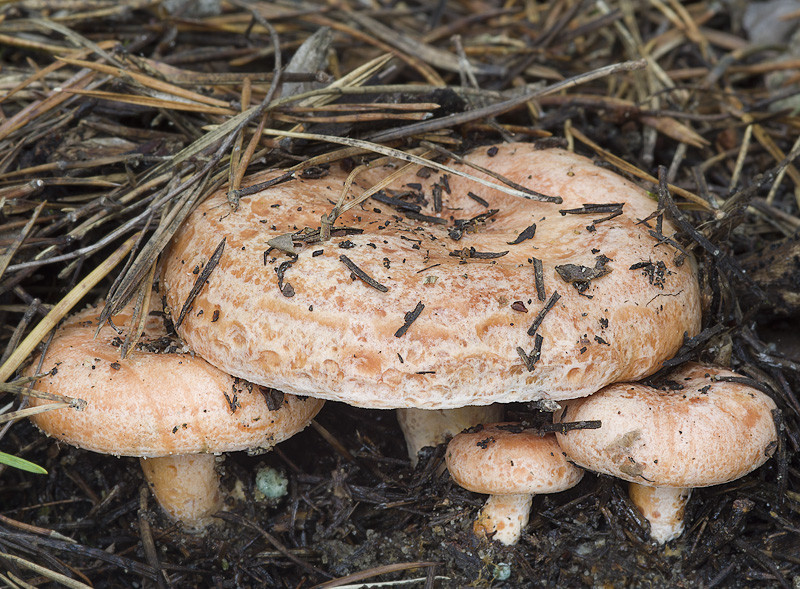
left=553, top=363, right=778, bottom=543
left=446, top=423, right=583, bottom=545
left=25, top=299, right=324, bottom=530
left=159, top=142, right=701, bottom=461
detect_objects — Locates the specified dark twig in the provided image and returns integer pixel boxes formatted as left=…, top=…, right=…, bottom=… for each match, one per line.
left=137, top=487, right=167, bottom=589
left=527, top=291, right=561, bottom=336
left=733, top=538, right=791, bottom=589
left=175, top=237, right=225, bottom=329
left=339, top=255, right=389, bottom=292
left=395, top=301, right=425, bottom=338
left=542, top=420, right=602, bottom=434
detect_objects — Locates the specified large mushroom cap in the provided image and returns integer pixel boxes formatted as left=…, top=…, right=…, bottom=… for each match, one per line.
left=554, top=363, right=778, bottom=488
left=26, top=300, right=324, bottom=458
left=446, top=424, right=583, bottom=495
left=161, top=143, right=701, bottom=409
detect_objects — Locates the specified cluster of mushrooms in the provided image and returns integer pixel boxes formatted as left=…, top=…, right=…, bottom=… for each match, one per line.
left=26, top=143, right=778, bottom=544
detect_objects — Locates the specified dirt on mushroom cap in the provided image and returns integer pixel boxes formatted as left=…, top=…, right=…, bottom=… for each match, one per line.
left=161, top=143, right=702, bottom=409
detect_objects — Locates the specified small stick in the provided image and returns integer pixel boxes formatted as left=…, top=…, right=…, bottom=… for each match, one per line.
left=339, top=255, right=388, bottom=292
left=543, top=420, right=602, bottom=434
left=532, top=257, right=546, bottom=301
left=175, top=237, right=226, bottom=329
left=527, top=291, right=561, bottom=336
left=395, top=302, right=425, bottom=338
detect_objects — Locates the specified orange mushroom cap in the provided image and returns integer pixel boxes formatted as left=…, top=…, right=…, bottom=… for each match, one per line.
left=26, top=300, right=323, bottom=457
left=554, top=362, right=778, bottom=488
left=446, top=424, right=583, bottom=495
left=161, top=143, right=701, bottom=408
left=25, top=298, right=323, bottom=529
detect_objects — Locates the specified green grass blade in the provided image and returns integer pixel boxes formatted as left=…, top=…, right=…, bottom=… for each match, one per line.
left=0, top=451, right=47, bottom=474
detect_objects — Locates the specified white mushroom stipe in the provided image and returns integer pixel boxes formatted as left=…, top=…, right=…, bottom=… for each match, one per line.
left=397, top=405, right=504, bottom=464
left=628, top=483, right=691, bottom=544
left=140, top=455, right=223, bottom=531
left=474, top=493, right=533, bottom=546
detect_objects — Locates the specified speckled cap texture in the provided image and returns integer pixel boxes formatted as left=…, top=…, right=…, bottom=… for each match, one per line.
left=26, top=300, right=323, bottom=457
left=446, top=424, right=584, bottom=495
left=554, top=363, right=778, bottom=487
left=161, top=143, right=702, bottom=409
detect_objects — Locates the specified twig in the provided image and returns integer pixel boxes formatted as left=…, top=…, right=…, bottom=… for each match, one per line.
left=175, top=237, right=226, bottom=329
left=367, top=59, right=648, bottom=143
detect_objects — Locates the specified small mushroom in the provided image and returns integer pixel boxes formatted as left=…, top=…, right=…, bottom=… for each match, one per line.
left=446, top=423, right=584, bottom=545
left=25, top=299, right=324, bottom=530
left=554, top=363, right=778, bottom=543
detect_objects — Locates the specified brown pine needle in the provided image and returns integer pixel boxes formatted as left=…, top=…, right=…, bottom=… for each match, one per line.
left=0, top=553, right=92, bottom=589
left=55, top=56, right=233, bottom=108
left=313, top=562, right=439, bottom=588
left=0, top=232, right=140, bottom=383
left=0, top=403, right=72, bottom=426
left=569, top=126, right=711, bottom=210
left=58, top=88, right=237, bottom=115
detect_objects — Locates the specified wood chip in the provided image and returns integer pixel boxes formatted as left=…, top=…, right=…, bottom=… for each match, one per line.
left=507, top=223, right=536, bottom=245
left=394, top=301, right=425, bottom=337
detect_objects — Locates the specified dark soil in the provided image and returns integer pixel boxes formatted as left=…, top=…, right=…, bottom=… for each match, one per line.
left=3, top=397, right=797, bottom=587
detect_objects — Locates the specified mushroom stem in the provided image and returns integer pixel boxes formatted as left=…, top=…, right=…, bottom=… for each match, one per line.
left=140, top=454, right=223, bottom=531
left=397, top=405, right=504, bottom=465
left=474, top=493, right=533, bottom=546
left=628, top=483, right=691, bottom=544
